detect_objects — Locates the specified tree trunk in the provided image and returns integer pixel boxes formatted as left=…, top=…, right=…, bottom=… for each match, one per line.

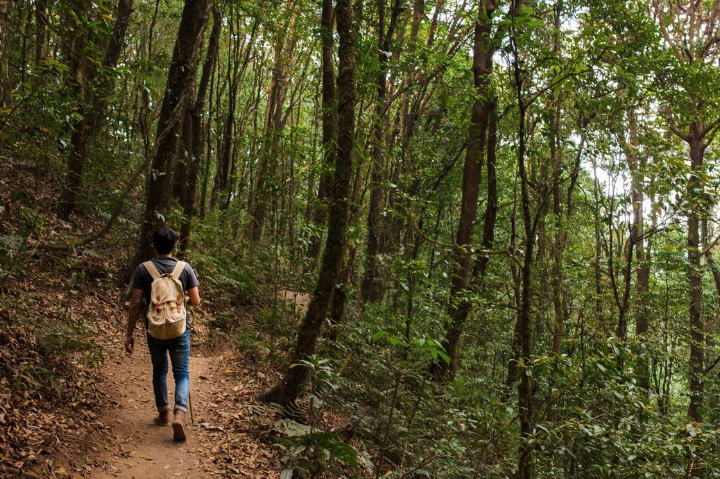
left=58, top=0, right=135, bottom=217
left=0, top=0, right=10, bottom=104
left=306, top=0, right=337, bottom=263
left=687, top=128, right=704, bottom=423
left=358, top=0, right=403, bottom=307
left=198, top=58, right=216, bottom=219
left=511, top=9, right=534, bottom=477
left=210, top=7, right=248, bottom=210
left=103, top=0, right=133, bottom=68
left=628, top=108, right=650, bottom=392
left=57, top=0, right=90, bottom=220
left=85, top=0, right=134, bottom=142
left=259, top=0, right=356, bottom=409
left=592, top=155, right=605, bottom=332
left=651, top=0, right=720, bottom=428
left=129, top=0, right=210, bottom=274
left=328, top=246, right=356, bottom=341
left=550, top=2, right=564, bottom=356
left=609, top=112, right=638, bottom=351
left=430, top=0, right=497, bottom=381
left=34, top=0, right=47, bottom=64
left=178, top=2, right=220, bottom=247
left=249, top=6, right=297, bottom=240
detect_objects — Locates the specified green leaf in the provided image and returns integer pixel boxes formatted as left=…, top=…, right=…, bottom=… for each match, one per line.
left=329, top=441, right=358, bottom=468
left=437, top=350, right=451, bottom=365
left=527, top=19, right=544, bottom=28
left=373, top=330, right=390, bottom=340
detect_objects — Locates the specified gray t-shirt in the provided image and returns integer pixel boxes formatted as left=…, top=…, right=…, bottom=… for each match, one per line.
left=132, top=257, right=199, bottom=327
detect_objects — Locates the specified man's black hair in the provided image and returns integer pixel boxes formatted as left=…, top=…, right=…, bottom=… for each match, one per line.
left=153, top=228, right=179, bottom=255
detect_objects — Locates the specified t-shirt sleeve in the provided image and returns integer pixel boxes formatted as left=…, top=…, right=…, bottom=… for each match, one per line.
left=182, top=264, right=199, bottom=291
left=131, top=264, right=148, bottom=290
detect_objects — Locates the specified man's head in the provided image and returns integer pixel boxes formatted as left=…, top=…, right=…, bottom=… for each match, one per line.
left=152, top=228, right=179, bottom=255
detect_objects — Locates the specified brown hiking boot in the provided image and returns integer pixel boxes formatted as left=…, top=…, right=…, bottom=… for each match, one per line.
left=172, top=409, right=187, bottom=441
left=153, top=409, right=171, bottom=426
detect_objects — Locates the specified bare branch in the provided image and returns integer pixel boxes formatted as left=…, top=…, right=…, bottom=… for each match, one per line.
left=700, top=35, right=720, bottom=58
left=706, top=0, right=720, bottom=47
left=667, top=108, right=691, bottom=141
left=701, top=117, right=720, bottom=141
left=652, top=0, right=687, bottom=61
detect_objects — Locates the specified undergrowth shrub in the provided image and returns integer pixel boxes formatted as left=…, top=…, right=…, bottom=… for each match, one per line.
left=185, top=245, right=264, bottom=312
left=186, top=211, right=308, bottom=348
left=265, top=287, right=720, bottom=478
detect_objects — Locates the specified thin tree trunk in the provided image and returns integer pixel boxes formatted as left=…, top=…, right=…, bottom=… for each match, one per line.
left=223, top=17, right=259, bottom=211
left=199, top=57, right=216, bottom=219
left=85, top=0, right=134, bottom=142
left=179, top=2, right=220, bottom=246
left=358, top=0, right=403, bottom=307
left=550, top=1, right=564, bottom=356
left=628, top=108, right=650, bottom=391
left=210, top=7, right=247, bottom=210
left=592, top=155, right=604, bottom=332
left=0, top=0, right=10, bottom=104
left=430, top=0, right=497, bottom=381
left=18, top=2, right=31, bottom=85
left=510, top=5, right=534, bottom=476
left=57, top=0, right=90, bottom=220
left=259, top=0, right=356, bottom=409
left=307, top=0, right=337, bottom=263
left=249, top=6, right=298, bottom=240
left=687, top=128, right=704, bottom=423
left=129, top=0, right=210, bottom=276
left=34, top=0, right=47, bottom=64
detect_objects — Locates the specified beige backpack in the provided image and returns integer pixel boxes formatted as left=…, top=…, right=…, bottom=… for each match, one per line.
left=143, top=260, right=187, bottom=340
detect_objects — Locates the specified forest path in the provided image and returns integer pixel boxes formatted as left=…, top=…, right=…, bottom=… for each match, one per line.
left=87, top=332, right=280, bottom=479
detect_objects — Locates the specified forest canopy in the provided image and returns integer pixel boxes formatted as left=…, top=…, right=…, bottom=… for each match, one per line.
left=1, top=0, right=720, bottom=477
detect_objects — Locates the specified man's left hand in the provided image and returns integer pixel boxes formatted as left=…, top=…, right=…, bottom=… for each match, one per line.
left=125, top=335, right=135, bottom=354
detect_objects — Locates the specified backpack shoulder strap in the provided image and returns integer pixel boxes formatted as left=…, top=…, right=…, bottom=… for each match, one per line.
left=143, top=260, right=161, bottom=280
left=171, top=261, right=186, bottom=280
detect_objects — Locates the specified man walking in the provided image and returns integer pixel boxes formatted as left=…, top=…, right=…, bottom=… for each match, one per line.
left=125, top=228, right=200, bottom=441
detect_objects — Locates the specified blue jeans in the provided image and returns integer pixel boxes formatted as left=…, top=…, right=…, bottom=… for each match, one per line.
left=147, top=330, right=190, bottom=413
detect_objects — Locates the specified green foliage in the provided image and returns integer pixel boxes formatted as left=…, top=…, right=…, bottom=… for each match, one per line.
left=273, top=356, right=359, bottom=477
left=187, top=221, right=267, bottom=303
left=277, top=430, right=359, bottom=478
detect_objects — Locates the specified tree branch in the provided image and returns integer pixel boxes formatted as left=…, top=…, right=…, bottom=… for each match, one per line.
left=667, top=109, right=690, bottom=142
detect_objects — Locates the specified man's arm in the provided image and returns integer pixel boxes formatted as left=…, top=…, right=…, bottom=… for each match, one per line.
left=185, top=287, right=200, bottom=307
left=125, top=288, right=144, bottom=354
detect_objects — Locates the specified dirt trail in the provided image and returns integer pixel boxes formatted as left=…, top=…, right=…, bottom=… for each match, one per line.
left=87, top=332, right=280, bottom=479
left=92, top=334, right=216, bottom=479
left=61, top=289, right=314, bottom=478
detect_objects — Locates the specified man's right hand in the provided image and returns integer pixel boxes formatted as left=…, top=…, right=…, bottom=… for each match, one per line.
left=125, top=335, right=135, bottom=354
